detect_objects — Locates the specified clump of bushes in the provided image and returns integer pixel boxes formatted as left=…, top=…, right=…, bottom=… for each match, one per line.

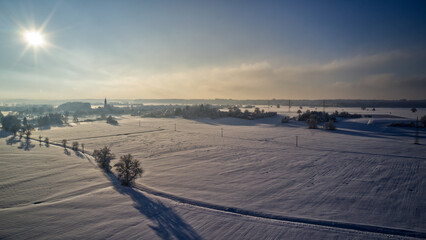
left=179, top=104, right=224, bottom=119
left=93, top=146, right=115, bottom=171
left=298, top=110, right=329, bottom=122
left=281, top=116, right=289, bottom=123
left=323, top=120, right=336, bottom=130
left=114, top=154, right=143, bottom=186
left=298, top=110, right=361, bottom=125
left=37, top=113, right=66, bottom=126
left=307, top=116, right=318, bottom=129
left=228, top=106, right=277, bottom=120
left=332, top=111, right=361, bottom=119
left=106, top=115, right=118, bottom=125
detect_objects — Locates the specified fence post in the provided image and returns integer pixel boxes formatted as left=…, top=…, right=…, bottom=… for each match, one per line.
left=296, top=136, right=298, bottom=147
left=221, top=128, right=223, bottom=137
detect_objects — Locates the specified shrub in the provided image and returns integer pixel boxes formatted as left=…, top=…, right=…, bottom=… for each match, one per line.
left=93, top=146, right=115, bottom=171
left=106, top=115, right=118, bottom=125
left=281, top=116, right=289, bottom=123
left=72, top=142, right=79, bottom=151
left=307, top=116, right=318, bottom=129
left=114, top=154, right=143, bottom=186
left=323, top=120, right=336, bottom=130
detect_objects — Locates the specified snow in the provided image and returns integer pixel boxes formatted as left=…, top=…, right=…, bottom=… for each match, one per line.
left=1, top=109, right=425, bottom=239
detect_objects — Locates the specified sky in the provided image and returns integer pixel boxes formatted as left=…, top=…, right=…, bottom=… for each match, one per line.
left=0, top=0, right=425, bottom=100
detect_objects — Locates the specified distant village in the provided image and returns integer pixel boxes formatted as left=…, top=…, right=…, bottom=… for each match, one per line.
left=1, top=98, right=425, bottom=133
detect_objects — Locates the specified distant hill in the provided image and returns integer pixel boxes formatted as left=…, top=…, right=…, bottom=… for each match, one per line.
left=57, top=102, right=91, bottom=112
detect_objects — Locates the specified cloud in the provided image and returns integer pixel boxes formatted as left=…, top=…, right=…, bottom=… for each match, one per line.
left=114, top=50, right=425, bottom=99
left=1, top=49, right=425, bottom=99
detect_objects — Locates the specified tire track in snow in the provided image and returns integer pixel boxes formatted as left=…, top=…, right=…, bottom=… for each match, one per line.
left=133, top=183, right=426, bottom=239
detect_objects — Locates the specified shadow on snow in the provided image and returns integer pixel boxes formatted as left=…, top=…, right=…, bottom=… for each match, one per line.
left=103, top=172, right=201, bottom=240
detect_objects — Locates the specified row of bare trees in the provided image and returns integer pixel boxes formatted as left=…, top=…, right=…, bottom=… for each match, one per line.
left=59, top=141, right=143, bottom=186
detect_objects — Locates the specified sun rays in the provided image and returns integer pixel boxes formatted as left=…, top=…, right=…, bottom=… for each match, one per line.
left=24, top=31, right=44, bottom=46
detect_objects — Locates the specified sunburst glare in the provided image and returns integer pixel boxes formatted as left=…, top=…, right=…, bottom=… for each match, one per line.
left=24, top=31, right=44, bottom=46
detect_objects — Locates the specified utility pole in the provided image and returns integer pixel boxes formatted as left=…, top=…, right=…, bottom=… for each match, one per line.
left=296, top=136, right=298, bottom=147
left=323, top=100, right=325, bottom=114
left=221, top=128, right=223, bottom=137
left=288, top=100, right=291, bottom=113
left=415, top=116, right=419, bottom=144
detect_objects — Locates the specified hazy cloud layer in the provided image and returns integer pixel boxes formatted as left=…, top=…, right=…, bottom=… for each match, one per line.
left=111, top=50, right=426, bottom=99
left=1, top=49, right=425, bottom=100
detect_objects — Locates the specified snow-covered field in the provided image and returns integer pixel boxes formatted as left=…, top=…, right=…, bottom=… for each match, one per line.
left=1, top=109, right=425, bottom=239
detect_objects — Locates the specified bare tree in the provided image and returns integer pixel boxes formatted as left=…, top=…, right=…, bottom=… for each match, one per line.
left=72, top=142, right=79, bottom=151
left=62, top=139, right=67, bottom=148
left=114, top=154, right=143, bottom=186
left=1, top=115, right=21, bottom=135
left=93, top=146, right=115, bottom=171
left=23, top=125, right=34, bottom=139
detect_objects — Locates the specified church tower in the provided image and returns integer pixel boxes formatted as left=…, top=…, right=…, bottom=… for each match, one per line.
left=104, top=98, right=107, bottom=108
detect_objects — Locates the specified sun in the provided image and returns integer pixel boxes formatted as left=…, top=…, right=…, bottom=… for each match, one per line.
left=24, top=31, right=44, bottom=46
